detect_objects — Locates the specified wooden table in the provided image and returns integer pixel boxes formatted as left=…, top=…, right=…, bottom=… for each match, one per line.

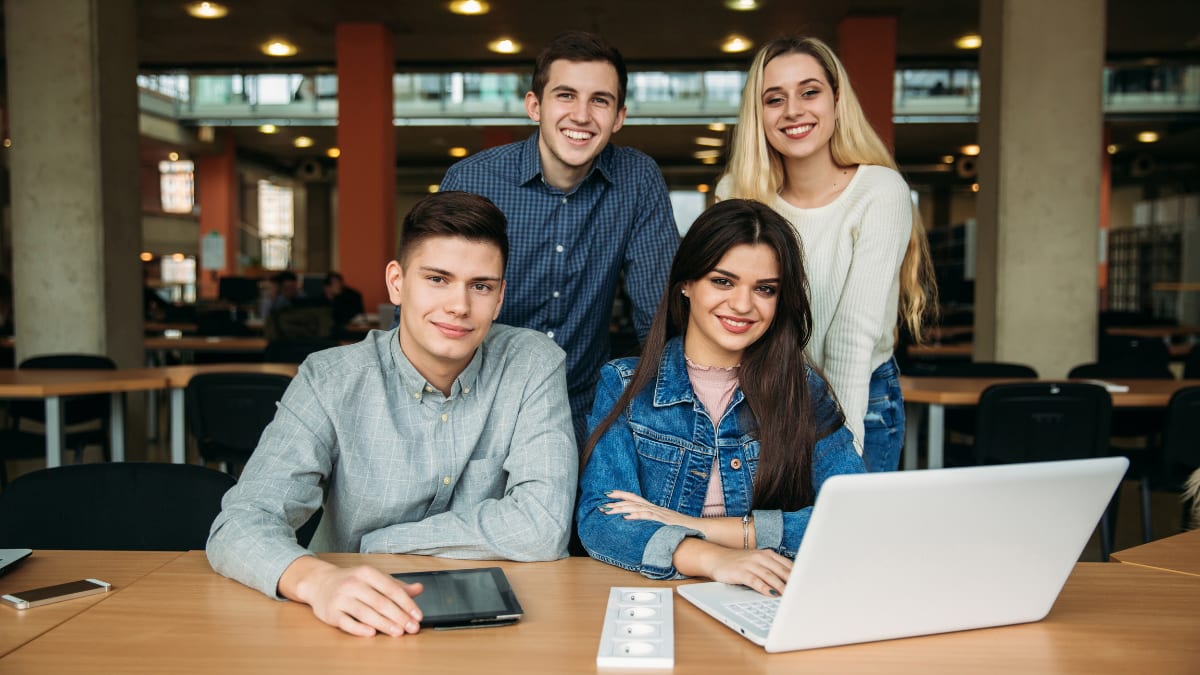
left=1105, top=325, right=1200, bottom=340
left=900, top=377, right=1200, bottom=470
left=0, top=550, right=181, bottom=658
left=1111, top=528, right=1200, bottom=577
left=1, top=552, right=1198, bottom=673
left=906, top=342, right=973, bottom=359
left=144, top=335, right=269, bottom=353
left=0, top=369, right=171, bottom=467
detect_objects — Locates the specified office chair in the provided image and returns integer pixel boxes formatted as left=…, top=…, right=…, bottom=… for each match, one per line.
left=1096, top=335, right=1171, bottom=373
left=1184, top=344, right=1200, bottom=379
left=1139, top=386, right=1200, bottom=539
left=264, top=338, right=340, bottom=364
left=185, top=372, right=292, bottom=475
left=974, top=382, right=1117, bottom=558
left=0, top=463, right=235, bottom=550
left=2, top=354, right=116, bottom=485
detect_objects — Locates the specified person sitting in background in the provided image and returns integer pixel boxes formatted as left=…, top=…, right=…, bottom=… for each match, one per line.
left=323, top=271, right=365, bottom=326
left=207, top=191, right=577, bottom=637
left=260, top=270, right=300, bottom=319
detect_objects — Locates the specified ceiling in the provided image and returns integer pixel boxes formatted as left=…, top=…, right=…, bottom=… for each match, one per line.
left=23, top=1, right=1200, bottom=188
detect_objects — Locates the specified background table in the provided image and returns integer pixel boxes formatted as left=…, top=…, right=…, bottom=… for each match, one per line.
left=1111, top=528, right=1200, bottom=577
left=2, top=552, right=1198, bottom=673
left=0, top=550, right=180, bottom=658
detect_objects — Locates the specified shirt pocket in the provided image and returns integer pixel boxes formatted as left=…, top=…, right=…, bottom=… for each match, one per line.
left=629, top=423, right=686, bottom=507
left=457, top=455, right=508, bottom=502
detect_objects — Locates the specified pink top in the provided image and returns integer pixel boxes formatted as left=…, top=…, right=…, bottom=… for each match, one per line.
left=686, top=357, right=740, bottom=518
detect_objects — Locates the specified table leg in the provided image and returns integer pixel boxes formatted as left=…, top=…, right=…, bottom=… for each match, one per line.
left=927, top=404, right=945, bottom=469
left=109, top=392, right=125, bottom=462
left=903, top=402, right=924, bottom=471
left=45, top=396, right=64, bottom=468
left=171, top=388, right=186, bottom=464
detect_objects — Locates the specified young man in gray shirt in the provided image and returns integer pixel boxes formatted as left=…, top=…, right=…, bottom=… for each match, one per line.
left=207, top=191, right=577, bottom=637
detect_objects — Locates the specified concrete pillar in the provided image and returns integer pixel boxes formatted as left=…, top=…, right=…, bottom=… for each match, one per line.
left=336, top=23, right=395, bottom=309
left=196, top=132, right=239, bottom=299
left=837, top=15, right=897, bottom=152
left=304, top=182, right=332, bottom=273
left=5, top=0, right=142, bottom=367
left=975, top=0, right=1105, bottom=376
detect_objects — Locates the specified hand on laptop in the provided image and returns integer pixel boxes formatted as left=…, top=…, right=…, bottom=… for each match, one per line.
left=278, top=557, right=425, bottom=637
left=675, top=539, right=792, bottom=598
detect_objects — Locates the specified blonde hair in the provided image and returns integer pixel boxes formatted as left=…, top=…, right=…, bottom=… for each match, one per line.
left=723, top=36, right=937, bottom=339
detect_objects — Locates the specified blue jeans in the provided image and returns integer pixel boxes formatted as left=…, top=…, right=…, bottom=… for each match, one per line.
left=862, top=358, right=905, bottom=472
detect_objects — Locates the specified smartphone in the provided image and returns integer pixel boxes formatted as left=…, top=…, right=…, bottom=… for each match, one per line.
left=1, top=578, right=111, bottom=610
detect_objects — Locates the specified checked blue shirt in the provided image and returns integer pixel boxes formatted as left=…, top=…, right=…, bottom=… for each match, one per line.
left=441, top=132, right=679, bottom=445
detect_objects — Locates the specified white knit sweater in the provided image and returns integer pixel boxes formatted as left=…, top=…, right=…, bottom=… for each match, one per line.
left=717, top=165, right=912, bottom=451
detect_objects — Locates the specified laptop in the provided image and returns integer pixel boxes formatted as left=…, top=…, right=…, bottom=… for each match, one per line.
left=678, top=457, right=1127, bottom=652
left=0, top=549, right=32, bottom=576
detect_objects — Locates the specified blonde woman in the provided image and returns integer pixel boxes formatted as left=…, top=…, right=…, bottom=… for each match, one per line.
left=718, top=36, right=936, bottom=472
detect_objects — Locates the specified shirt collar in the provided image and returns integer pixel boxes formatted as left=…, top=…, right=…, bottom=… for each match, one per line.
left=518, top=130, right=615, bottom=190
left=653, top=337, right=697, bottom=406
left=388, top=327, right=482, bottom=400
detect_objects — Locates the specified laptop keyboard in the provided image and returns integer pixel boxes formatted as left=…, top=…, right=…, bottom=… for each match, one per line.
left=726, top=597, right=780, bottom=631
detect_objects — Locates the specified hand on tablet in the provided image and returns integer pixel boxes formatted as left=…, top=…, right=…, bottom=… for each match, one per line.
left=279, top=557, right=425, bottom=637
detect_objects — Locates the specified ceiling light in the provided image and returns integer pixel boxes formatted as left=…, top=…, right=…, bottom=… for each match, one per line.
left=724, top=0, right=759, bottom=10
left=721, top=35, right=753, bottom=54
left=2, top=138, right=11, bottom=148
left=428, top=184, right=440, bottom=193
left=701, top=157, right=719, bottom=165
left=293, top=136, right=314, bottom=148
left=261, top=39, right=298, bottom=57
left=258, top=124, right=278, bottom=134
left=449, top=146, right=469, bottom=158
left=694, top=137, right=725, bottom=147
left=1107, top=144, right=1119, bottom=155
left=955, top=34, right=982, bottom=50
left=185, top=2, right=228, bottom=19
left=941, top=155, right=955, bottom=164
left=693, top=149, right=722, bottom=160
left=326, top=147, right=341, bottom=158
left=449, top=0, right=490, bottom=15
left=139, top=252, right=154, bottom=262
left=697, top=184, right=710, bottom=193
left=961, top=144, right=981, bottom=156
left=171, top=253, right=186, bottom=261
left=488, top=38, right=521, bottom=54
left=1136, top=131, right=1159, bottom=143
left=708, top=122, right=727, bottom=132
left=971, top=183, right=980, bottom=193
left=168, top=151, right=180, bottom=161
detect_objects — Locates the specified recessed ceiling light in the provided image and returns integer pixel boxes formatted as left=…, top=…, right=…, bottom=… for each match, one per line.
left=168, top=151, right=180, bottom=161
left=1136, top=131, right=1160, bottom=143
left=449, top=0, right=490, bottom=15
left=1107, top=144, right=1119, bottom=155
left=449, top=146, right=469, bottom=158
left=694, top=137, right=725, bottom=147
left=171, top=253, right=186, bottom=261
left=261, top=39, right=298, bottom=57
left=971, top=183, right=980, bottom=193
left=708, top=122, right=727, bottom=132
left=721, top=35, right=753, bottom=54
left=428, top=184, right=440, bottom=193
left=941, top=155, right=955, bottom=164
left=488, top=38, right=521, bottom=54
left=185, top=2, right=228, bottom=19
left=724, top=0, right=759, bottom=10
left=955, top=33, right=982, bottom=50
left=259, top=124, right=278, bottom=134
left=139, top=252, right=154, bottom=262
left=293, top=136, right=314, bottom=148
left=961, top=144, right=981, bottom=156
left=701, top=157, right=719, bottom=165
left=326, top=147, right=341, bottom=158
left=693, top=149, right=722, bottom=160
left=2, top=138, right=11, bottom=149
left=697, top=184, right=711, bottom=193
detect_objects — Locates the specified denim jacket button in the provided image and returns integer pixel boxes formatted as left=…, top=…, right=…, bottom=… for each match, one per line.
left=730, top=458, right=742, bottom=470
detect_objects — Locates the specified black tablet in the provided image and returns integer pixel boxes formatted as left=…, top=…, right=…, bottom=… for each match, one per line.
left=391, top=567, right=523, bottom=629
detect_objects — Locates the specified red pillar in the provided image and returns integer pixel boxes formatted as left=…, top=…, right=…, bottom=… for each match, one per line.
left=196, top=132, right=238, bottom=300
left=482, top=127, right=515, bottom=149
left=336, top=23, right=395, bottom=310
left=837, top=15, right=897, bottom=152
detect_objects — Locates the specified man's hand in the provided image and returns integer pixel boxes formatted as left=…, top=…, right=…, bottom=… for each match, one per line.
left=278, top=557, right=425, bottom=637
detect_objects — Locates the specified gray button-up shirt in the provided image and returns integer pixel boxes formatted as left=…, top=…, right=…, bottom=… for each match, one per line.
left=207, top=324, right=578, bottom=599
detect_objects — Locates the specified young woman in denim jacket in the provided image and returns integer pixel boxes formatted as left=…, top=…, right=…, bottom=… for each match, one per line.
left=577, top=199, right=864, bottom=597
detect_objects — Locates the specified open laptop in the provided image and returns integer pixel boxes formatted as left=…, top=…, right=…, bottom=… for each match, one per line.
left=0, top=549, right=32, bottom=576
left=678, top=457, right=1127, bottom=652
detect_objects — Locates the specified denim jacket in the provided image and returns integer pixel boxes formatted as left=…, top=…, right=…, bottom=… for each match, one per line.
left=577, top=337, right=864, bottom=579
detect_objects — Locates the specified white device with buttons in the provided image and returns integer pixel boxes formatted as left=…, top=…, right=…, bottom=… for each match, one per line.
left=595, top=587, right=674, bottom=668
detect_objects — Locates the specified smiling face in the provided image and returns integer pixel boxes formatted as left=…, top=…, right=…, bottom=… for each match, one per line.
left=525, top=59, right=627, bottom=191
left=681, top=243, right=781, bottom=368
left=760, top=52, right=838, bottom=167
left=386, top=236, right=506, bottom=393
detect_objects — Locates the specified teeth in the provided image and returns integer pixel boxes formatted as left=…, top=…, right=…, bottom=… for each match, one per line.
left=563, top=129, right=593, bottom=141
left=785, top=124, right=814, bottom=137
left=723, top=318, right=750, bottom=327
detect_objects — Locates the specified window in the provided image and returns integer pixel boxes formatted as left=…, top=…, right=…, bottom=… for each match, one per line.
left=158, top=160, right=195, bottom=214
left=257, top=180, right=294, bottom=270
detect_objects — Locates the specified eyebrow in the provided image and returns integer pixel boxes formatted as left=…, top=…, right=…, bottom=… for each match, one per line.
left=419, top=266, right=503, bottom=283
left=711, top=267, right=780, bottom=284
left=762, top=78, right=825, bottom=95
left=550, top=83, right=616, bottom=102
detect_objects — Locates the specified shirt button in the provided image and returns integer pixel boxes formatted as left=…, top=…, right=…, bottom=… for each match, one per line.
left=425, top=385, right=433, bottom=393
left=555, top=245, right=564, bottom=253
left=561, top=197, right=567, bottom=204
left=441, top=414, right=449, bottom=422
left=552, top=291, right=560, bottom=299
left=463, top=387, right=470, bottom=394
left=442, top=476, right=451, bottom=485
left=414, top=392, right=421, bottom=400
left=730, top=458, right=743, bottom=470
left=546, top=331, right=555, bottom=339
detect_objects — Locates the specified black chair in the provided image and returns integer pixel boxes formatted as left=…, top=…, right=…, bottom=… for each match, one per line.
left=974, top=382, right=1117, bottom=558
left=0, top=463, right=235, bottom=550
left=1097, top=334, right=1171, bottom=373
left=1184, top=344, right=1200, bottom=379
left=185, top=372, right=292, bottom=474
left=2, top=354, right=116, bottom=485
left=1139, top=386, right=1200, bottom=539
left=264, top=338, right=340, bottom=364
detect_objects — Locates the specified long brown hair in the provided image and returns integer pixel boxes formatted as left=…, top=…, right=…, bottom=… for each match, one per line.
left=722, top=36, right=938, bottom=339
left=582, top=199, right=843, bottom=511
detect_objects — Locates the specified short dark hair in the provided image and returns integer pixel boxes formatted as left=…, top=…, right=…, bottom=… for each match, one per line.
left=395, top=191, right=509, bottom=271
left=531, top=31, right=627, bottom=109
left=271, top=270, right=297, bottom=284
left=324, top=272, right=344, bottom=285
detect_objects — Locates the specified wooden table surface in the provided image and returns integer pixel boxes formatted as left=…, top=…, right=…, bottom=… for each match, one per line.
left=1105, top=324, right=1200, bottom=339
left=900, top=377, right=1200, bottom=407
left=143, top=335, right=269, bottom=351
left=0, top=550, right=181, bottom=658
left=0, top=369, right=170, bottom=397
left=2, top=552, right=1198, bottom=673
left=1111, top=529, right=1200, bottom=577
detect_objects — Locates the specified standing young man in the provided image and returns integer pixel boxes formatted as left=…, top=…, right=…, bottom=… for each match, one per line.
left=207, top=191, right=577, bottom=637
left=440, top=31, right=679, bottom=445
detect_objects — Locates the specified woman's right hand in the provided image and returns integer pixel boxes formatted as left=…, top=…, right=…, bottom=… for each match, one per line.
left=675, top=539, right=792, bottom=597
